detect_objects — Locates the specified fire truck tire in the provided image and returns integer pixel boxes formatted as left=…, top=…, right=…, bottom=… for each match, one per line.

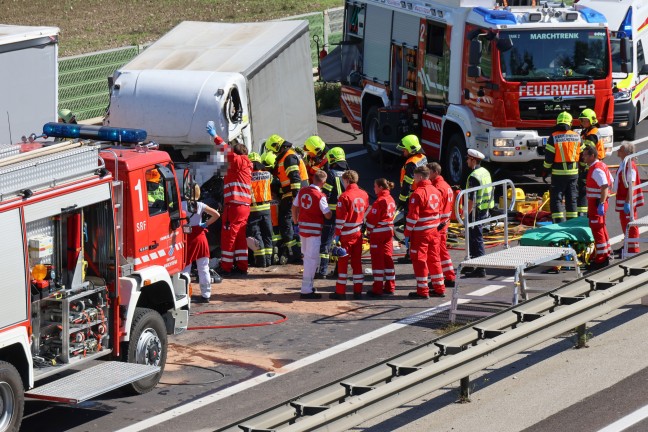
left=363, top=106, right=381, bottom=161
left=122, top=308, right=167, bottom=395
left=0, top=361, right=24, bottom=432
left=444, top=133, right=467, bottom=186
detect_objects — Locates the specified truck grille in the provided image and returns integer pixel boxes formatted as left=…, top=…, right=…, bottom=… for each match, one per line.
left=519, top=97, right=594, bottom=121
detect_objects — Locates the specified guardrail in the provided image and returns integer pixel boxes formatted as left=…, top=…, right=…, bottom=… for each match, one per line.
left=216, top=252, right=648, bottom=432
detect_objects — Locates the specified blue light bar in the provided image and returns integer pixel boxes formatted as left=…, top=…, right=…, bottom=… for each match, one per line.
left=43, top=123, right=147, bottom=143
left=619, top=6, right=633, bottom=39
left=473, top=7, right=516, bottom=25
left=577, top=6, right=607, bottom=24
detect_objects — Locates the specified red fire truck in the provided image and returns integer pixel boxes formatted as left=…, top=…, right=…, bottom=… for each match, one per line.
left=323, top=0, right=615, bottom=184
left=0, top=124, right=191, bottom=431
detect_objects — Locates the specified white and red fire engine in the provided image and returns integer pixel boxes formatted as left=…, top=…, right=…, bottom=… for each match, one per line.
left=0, top=123, right=191, bottom=432
left=323, top=0, right=615, bottom=184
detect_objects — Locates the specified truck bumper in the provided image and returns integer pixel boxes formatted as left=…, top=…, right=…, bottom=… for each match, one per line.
left=612, top=98, right=635, bottom=132
left=486, top=129, right=547, bottom=163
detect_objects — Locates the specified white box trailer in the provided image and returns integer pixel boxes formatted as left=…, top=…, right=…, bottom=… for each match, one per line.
left=106, top=20, right=318, bottom=184
left=0, top=25, right=59, bottom=144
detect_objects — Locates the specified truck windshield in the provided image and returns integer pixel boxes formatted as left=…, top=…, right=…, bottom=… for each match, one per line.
left=610, top=37, right=633, bottom=73
left=499, top=29, right=609, bottom=82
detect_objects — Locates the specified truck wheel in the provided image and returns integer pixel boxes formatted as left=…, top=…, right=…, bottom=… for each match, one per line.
left=363, top=106, right=382, bottom=161
left=444, top=133, right=467, bottom=186
left=0, top=361, right=24, bottom=432
left=122, top=307, right=167, bottom=395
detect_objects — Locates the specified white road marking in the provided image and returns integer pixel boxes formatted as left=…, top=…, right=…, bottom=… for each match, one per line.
left=346, top=149, right=368, bottom=159
left=115, top=283, right=508, bottom=432
left=597, top=404, right=648, bottom=432
left=612, top=135, right=648, bottom=152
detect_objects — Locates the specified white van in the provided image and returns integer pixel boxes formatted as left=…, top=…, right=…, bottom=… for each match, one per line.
left=577, top=0, right=648, bottom=139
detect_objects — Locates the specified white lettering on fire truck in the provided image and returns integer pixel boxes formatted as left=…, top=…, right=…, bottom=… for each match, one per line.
left=136, top=220, right=146, bottom=232
left=519, top=83, right=595, bottom=97
left=530, top=33, right=579, bottom=40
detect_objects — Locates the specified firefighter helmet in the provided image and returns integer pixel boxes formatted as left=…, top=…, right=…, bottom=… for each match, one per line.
left=556, top=111, right=573, bottom=126
left=261, top=151, right=277, bottom=169
left=145, top=169, right=161, bottom=183
left=265, top=134, right=285, bottom=153
left=326, top=147, right=346, bottom=165
left=579, top=108, right=597, bottom=125
left=248, top=152, right=262, bottom=163
left=57, top=108, right=75, bottom=123
left=396, top=134, right=421, bottom=152
left=304, top=135, right=326, bottom=156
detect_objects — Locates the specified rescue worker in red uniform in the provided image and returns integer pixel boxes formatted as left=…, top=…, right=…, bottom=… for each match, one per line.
left=303, top=135, right=329, bottom=182
left=542, top=111, right=583, bottom=223
left=265, top=134, right=308, bottom=263
left=207, top=121, right=253, bottom=276
left=429, top=162, right=456, bottom=287
left=404, top=165, right=445, bottom=299
left=396, top=134, right=427, bottom=263
left=577, top=108, right=606, bottom=215
left=330, top=170, right=369, bottom=300
left=247, top=152, right=274, bottom=267
left=614, top=143, right=644, bottom=257
left=583, top=145, right=614, bottom=270
left=366, top=178, right=396, bottom=297
left=292, top=170, right=332, bottom=299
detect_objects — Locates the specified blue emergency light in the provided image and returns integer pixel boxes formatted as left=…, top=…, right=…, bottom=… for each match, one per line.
left=43, top=123, right=147, bottom=143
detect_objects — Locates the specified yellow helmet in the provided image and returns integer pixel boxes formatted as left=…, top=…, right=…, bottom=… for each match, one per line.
left=57, top=108, right=75, bottom=123
left=304, top=135, right=326, bottom=156
left=261, top=151, right=277, bottom=169
left=326, top=147, right=346, bottom=164
left=579, top=108, right=597, bottom=125
left=556, top=111, right=573, bottom=126
left=396, top=134, right=421, bottom=152
left=145, top=169, right=161, bottom=183
left=248, top=152, right=262, bottom=163
left=265, top=134, right=285, bottom=153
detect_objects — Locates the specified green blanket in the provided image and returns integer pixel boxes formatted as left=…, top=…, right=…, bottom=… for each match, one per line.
left=519, top=217, right=593, bottom=247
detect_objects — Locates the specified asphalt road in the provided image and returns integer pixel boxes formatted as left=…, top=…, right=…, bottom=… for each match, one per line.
left=20, top=114, right=648, bottom=432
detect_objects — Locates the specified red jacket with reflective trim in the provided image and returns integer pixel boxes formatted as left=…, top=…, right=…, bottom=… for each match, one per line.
left=366, top=189, right=395, bottom=235
left=404, top=179, right=441, bottom=237
left=585, top=160, right=613, bottom=201
left=432, top=175, right=454, bottom=223
left=615, top=159, right=644, bottom=211
left=215, top=136, right=252, bottom=205
left=296, top=185, right=327, bottom=238
left=335, top=183, right=369, bottom=237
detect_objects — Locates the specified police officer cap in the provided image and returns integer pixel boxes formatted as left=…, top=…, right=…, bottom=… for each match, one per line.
left=467, top=149, right=485, bottom=160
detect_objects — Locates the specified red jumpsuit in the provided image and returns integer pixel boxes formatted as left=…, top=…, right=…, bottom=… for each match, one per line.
left=615, top=159, right=644, bottom=254
left=215, top=136, right=253, bottom=272
left=366, top=189, right=396, bottom=295
left=405, top=179, right=445, bottom=297
left=335, top=183, right=369, bottom=295
left=432, top=174, right=455, bottom=283
left=586, top=160, right=613, bottom=264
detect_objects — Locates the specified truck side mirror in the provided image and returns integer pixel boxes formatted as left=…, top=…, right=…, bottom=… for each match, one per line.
left=496, top=36, right=513, bottom=53
left=620, top=37, right=629, bottom=74
left=469, top=39, right=482, bottom=66
left=640, top=64, right=648, bottom=76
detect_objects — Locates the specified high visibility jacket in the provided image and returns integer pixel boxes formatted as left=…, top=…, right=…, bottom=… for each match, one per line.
left=335, top=183, right=369, bottom=237
left=466, top=166, right=494, bottom=211
left=214, top=136, right=253, bottom=205
left=305, top=152, right=328, bottom=182
left=404, top=179, right=441, bottom=237
left=296, top=185, right=327, bottom=238
left=543, top=130, right=582, bottom=176
left=277, top=148, right=308, bottom=199
left=147, top=183, right=165, bottom=204
left=323, top=161, right=349, bottom=211
left=432, top=175, right=454, bottom=223
left=615, top=159, right=645, bottom=211
left=581, top=126, right=606, bottom=160
left=399, top=152, right=428, bottom=204
left=366, top=189, right=396, bottom=235
left=586, top=160, right=613, bottom=200
left=250, top=169, right=273, bottom=212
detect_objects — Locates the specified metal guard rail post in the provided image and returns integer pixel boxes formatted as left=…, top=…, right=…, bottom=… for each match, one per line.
left=622, top=147, right=648, bottom=257
left=217, top=253, right=648, bottom=432
left=454, top=178, right=516, bottom=261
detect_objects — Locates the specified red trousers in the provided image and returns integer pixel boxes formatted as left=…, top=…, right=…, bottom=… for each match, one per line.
left=369, top=231, right=395, bottom=295
left=588, top=200, right=610, bottom=264
left=410, top=228, right=445, bottom=296
left=221, top=203, right=250, bottom=272
left=619, top=210, right=640, bottom=254
left=336, top=232, right=364, bottom=294
left=439, top=225, right=455, bottom=281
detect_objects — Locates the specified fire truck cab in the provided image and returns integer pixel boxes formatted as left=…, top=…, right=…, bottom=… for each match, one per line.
left=323, top=0, right=615, bottom=185
left=0, top=124, right=190, bottom=432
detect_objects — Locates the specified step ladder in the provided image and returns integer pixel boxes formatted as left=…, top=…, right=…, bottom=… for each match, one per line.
left=25, top=361, right=160, bottom=404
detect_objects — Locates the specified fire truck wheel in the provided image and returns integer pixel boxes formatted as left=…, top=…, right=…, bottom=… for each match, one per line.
left=122, top=308, right=167, bottom=395
left=444, top=133, right=467, bottom=186
left=363, top=106, right=381, bottom=161
left=0, top=361, right=24, bottom=432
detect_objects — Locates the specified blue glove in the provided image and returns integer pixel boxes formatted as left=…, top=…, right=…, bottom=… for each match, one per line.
left=597, top=203, right=605, bottom=216
left=404, top=237, right=410, bottom=249
left=293, top=224, right=300, bottom=236
left=334, top=235, right=340, bottom=244
left=199, top=222, right=208, bottom=229
left=624, top=202, right=631, bottom=215
left=206, top=121, right=217, bottom=138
